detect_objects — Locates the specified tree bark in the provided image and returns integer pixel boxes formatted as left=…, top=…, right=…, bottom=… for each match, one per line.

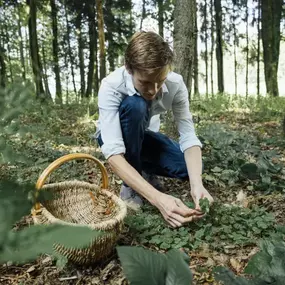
left=257, top=0, right=261, bottom=97
left=41, top=45, right=52, bottom=98
left=96, top=0, right=106, bottom=81
left=214, top=0, right=224, bottom=93
left=204, top=0, right=208, bottom=96
left=245, top=0, right=249, bottom=98
left=210, top=0, right=214, bottom=96
left=85, top=2, right=96, bottom=98
left=64, top=1, right=77, bottom=95
left=140, top=0, right=146, bottom=30
left=17, top=5, right=26, bottom=81
left=194, top=1, right=199, bottom=96
left=27, top=0, right=46, bottom=99
left=50, top=0, right=62, bottom=103
left=75, top=13, right=85, bottom=97
left=0, top=32, right=6, bottom=88
left=157, top=0, right=164, bottom=38
left=261, top=0, right=282, bottom=97
left=173, top=0, right=196, bottom=97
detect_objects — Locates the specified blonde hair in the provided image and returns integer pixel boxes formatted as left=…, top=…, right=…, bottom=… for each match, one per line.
left=125, top=31, right=173, bottom=74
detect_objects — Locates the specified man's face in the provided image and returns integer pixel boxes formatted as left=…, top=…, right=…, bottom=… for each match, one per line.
left=131, top=67, right=169, bottom=101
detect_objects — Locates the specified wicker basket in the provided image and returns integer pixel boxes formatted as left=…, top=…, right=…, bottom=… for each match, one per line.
left=31, top=153, right=127, bottom=265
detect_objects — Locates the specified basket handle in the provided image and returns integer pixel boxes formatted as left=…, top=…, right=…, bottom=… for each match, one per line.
left=34, top=153, right=109, bottom=211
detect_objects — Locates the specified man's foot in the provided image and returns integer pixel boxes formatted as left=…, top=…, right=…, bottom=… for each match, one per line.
left=120, top=184, right=143, bottom=211
left=142, top=172, right=166, bottom=192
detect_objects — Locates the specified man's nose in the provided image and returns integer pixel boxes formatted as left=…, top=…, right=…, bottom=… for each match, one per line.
left=149, top=83, right=158, bottom=95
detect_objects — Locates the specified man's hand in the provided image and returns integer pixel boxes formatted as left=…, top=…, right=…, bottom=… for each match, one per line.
left=154, top=193, right=204, bottom=228
left=191, top=184, right=214, bottom=210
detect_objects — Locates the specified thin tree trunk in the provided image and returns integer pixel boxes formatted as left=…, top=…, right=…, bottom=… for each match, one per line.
left=194, top=1, right=199, bottom=96
left=261, top=0, right=282, bottom=97
left=75, top=13, right=85, bottom=97
left=140, top=0, right=146, bottom=30
left=234, top=28, right=237, bottom=96
left=41, top=45, right=52, bottom=98
left=27, top=0, right=46, bottom=99
left=257, top=0, right=261, bottom=97
left=0, top=31, right=6, bottom=88
left=157, top=0, right=164, bottom=38
left=210, top=0, right=214, bottom=96
left=94, top=30, right=99, bottom=95
left=85, top=3, right=96, bottom=98
left=204, top=0, right=208, bottom=96
left=245, top=1, right=246, bottom=98
left=64, top=50, right=69, bottom=104
left=50, top=0, right=62, bottom=103
left=214, top=0, right=224, bottom=93
left=3, top=19, right=13, bottom=82
left=96, top=0, right=106, bottom=81
left=17, top=5, right=26, bottom=80
left=64, top=1, right=77, bottom=95
left=173, top=0, right=196, bottom=97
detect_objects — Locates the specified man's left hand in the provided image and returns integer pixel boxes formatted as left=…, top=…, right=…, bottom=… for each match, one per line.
left=190, top=185, right=214, bottom=210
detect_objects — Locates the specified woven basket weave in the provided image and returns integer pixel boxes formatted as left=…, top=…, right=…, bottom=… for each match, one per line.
left=31, top=153, right=127, bottom=265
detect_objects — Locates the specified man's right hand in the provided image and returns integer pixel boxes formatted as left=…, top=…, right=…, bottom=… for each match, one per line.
left=153, top=193, right=204, bottom=228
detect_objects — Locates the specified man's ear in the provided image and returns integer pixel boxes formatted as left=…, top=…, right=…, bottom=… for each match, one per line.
left=125, top=65, right=132, bottom=75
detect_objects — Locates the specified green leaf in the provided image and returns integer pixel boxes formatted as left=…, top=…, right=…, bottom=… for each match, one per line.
left=214, top=266, right=252, bottom=285
left=240, top=163, right=259, bottom=180
left=117, top=246, right=167, bottom=285
left=0, top=224, right=102, bottom=263
left=165, top=249, right=192, bottom=285
left=199, top=198, right=210, bottom=214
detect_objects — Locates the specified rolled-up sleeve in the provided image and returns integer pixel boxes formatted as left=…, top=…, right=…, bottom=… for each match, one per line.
left=172, top=77, right=202, bottom=152
left=98, top=81, right=126, bottom=159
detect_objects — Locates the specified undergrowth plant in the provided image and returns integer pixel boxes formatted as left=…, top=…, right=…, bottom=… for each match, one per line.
left=125, top=202, right=276, bottom=251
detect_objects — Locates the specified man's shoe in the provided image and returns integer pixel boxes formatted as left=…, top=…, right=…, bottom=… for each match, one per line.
left=142, top=172, right=166, bottom=192
left=120, top=184, right=143, bottom=211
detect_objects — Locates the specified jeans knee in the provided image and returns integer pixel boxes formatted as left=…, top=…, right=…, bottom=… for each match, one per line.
left=120, top=95, right=148, bottom=119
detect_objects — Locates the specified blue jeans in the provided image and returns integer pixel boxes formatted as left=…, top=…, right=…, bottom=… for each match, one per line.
left=98, top=95, right=188, bottom=180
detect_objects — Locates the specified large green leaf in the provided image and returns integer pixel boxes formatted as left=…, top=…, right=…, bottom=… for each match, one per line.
left=214, top=266, right=253, bottom=285
left=117, top=246, right=167, bottom=285
left=240, top=163, right=259, bottom=180
left=1, top=224, right=102, bottom=263
left=165, top=249, right=192, bottom=285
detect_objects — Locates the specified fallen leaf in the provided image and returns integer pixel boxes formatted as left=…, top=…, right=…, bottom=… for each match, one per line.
left=230, top=257, right=242, bottom=273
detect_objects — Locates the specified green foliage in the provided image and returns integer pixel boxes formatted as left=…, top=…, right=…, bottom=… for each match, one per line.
left=199, top=198, right=210, bottom=214
left=0, top=179, right=102, bottom=264
left=125, top=203, right=276, bottom=251
left=0, top=83, right=33, bottom=163
left=117, top=246, right=192, bottom=285
left=214, top=235, right=285, bottom=285
left=198, top=124, right=284, bottom=193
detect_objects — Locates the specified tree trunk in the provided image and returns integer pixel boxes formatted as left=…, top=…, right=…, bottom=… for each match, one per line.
left=85, top=2, right=96, bottom=98
left=245, top=0, right=249, bottom=98
left=173, top=0, right=196, bottom=97
left=17, top=5, right=26, bottom=80
left=96, top=0, right=106, bottom=81
left=234, top=28, right=237, bottom=96
left=214, top=0, right=224, bottom=93
left=204, top=0, right=208, bottom=96
left=0, top=32, right=6, bottom=88
left=3, top=19, right=13, bottom=83
left=257, top=0, right=261, bottom=97
left=157, top=0, right=164, bottom=38
left=261, top=0, right=282, bottom=97
left=50, top=0, right=62, bottom=103
left=194, top=1, right=199, bottom=96
left=210, top=0, right=214, bottom=96
left=64, top=1, right=77, bottom=95
left=75, top=13, right=85, bottom=97
left=27, top=0, right=46, bottom=99
left=41, top=45, right=52, bottom=98
left=105, top=0, right=116, bottom=72
left=140, top=0, right=146, bottom=30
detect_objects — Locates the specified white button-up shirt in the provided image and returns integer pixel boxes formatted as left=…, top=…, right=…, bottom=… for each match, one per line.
left=96, top=66, right=202, bottom=159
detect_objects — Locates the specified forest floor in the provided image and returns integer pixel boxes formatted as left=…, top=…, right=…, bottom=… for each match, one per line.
left=1, top=96, right=285, bottom=285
